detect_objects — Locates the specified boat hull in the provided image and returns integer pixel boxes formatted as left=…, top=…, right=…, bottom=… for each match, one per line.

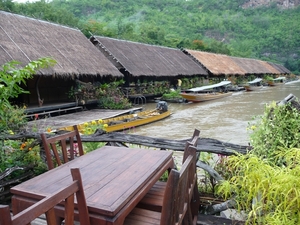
left=102, top=110, right=171, bottom=132
left=285, top=79, right=300, bottom=85
left=180, top=92, right=232, bottom=103
left=243, top=85, right=263, bottom=91
left=60, top=109, right=171, bottom=133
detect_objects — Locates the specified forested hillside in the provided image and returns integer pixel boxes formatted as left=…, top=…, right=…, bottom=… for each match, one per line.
left=1, top=0, right=299, bottom=74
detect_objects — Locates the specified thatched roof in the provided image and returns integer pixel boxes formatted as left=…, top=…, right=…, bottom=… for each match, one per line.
left=258, top=60, right=281, bottom=74
left=90, top=36, right=208, bottom=77
left=268, top=62, right=291, bottom=74
left=183, top=49, right=246, bottom=76
left=230, top=56, right=275, bottom=75
left=0, top=11, right=123, bottom=77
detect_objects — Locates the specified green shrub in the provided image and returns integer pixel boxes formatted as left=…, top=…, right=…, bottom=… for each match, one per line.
left=0, top=139, right=47, bottom=176
left=96, top=80, right=132, bottom=109
left=162, top=89, right=183, bottom=100
left=0, top=58, right=56, bottom=193
left=215, top=99, right=300, bottom=224
left=0, top=58, right=56, bottom=133
left=248, top=101, right=300, bottom=165
left=216, top=149, right=300, bottom=225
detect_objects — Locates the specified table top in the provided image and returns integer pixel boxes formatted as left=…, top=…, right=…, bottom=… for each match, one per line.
left=11, top=146, right=173, bottom=218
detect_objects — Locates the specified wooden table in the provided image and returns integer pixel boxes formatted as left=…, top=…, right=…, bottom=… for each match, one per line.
left=10, top=146, right=174, bottom=225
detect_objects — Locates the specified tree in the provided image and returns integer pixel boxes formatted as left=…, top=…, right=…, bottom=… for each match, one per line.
left=0, top=0, right=15, bottom=11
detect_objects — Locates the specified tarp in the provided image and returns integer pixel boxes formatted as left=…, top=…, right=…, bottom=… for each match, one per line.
left=248, top=78, right=262, bottom=84
left=187, top=80, right=232, bottom=92
left=273, top=76, right=286, bottom=81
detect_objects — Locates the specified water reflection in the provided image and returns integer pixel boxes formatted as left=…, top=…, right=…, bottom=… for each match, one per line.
left=133, top=83, right=300, bottom=145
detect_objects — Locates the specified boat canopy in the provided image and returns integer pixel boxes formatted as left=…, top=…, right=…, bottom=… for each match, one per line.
left=273, top=76, right=286, bottom=81
left=187, top=80, right=231, bottom=92
left=248, top=78, right=263, bottom=84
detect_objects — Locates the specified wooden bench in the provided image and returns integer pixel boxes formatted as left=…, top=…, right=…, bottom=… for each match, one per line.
left=124, top=147, right=197, bottom=225
left=0, top=168, right=90, bottom=225
left=137, top=129, right=200, bottom=223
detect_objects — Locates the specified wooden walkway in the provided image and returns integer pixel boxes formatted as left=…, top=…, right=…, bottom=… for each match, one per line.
left=25, top=107, right=142, bottom=133
left=29, top=214, right=244, bottom=225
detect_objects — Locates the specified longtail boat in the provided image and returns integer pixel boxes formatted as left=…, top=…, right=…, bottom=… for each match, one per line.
left=243, top=78, right=263, bottom=91
left=60, top=101, right=171, bottom=133
left=180, top=81, right=233, bottom=103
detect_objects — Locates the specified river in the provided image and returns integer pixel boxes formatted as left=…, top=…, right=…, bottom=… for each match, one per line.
left=132, top=82, right=300, bottom=146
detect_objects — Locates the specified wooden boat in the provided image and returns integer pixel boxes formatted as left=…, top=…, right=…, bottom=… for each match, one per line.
left=243, top=78, right=263, bottom=91
left=267, top=76, right=286, bottom=86
left=60, top=101, right=171, bottom=133
left=285, top=78, right=300, bottom=85
left=180, top=81, right=233, bottom=103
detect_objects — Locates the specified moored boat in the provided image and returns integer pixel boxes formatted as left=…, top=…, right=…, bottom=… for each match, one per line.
left=243, top=78, right=263, bottom=91
left=285, top=78, right=300, bottom=85
left=180, top=81, right=233, bottom=103
left=267, top=76, right=286, bottom=86
left=60, top=101, right=171, bottom=133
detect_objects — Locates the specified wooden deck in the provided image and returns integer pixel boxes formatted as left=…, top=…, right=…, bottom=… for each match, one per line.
left=29, top=213, right=244, bottom=225
left=26, top=107, right=143, bottom=133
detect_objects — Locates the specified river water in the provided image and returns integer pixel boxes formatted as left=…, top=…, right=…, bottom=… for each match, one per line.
left=132, top=82, right=300, bottom=146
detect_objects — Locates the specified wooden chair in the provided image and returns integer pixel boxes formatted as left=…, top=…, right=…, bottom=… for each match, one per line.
left=41, top=125, right=84, bottom=170
left=124, top=148, right=196, bottom=225
left=137, top=129, right=200, bottom=216
left=0, top=168, right=90, bottom=225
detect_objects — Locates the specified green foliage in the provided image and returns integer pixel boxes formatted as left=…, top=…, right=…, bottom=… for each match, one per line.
left=0, top=0, right=15, bottom=11
left=248, top=101, right=300, bottom=165
left=0, top=58, right=56, bottom=133
left=216, top=149, right=300, bottom=225
left=80, top=121, right=106, bottom=153
left=162, top=90, right=183, bottom=101
left=96, top=80, right=132, bottom=110
left=0, top=139, right=47, bottom=176
left=13, top=0, right=79, bottom=28
left=263, top=75, right=273, bottom=81
left=214, top=99, right=300, bottom=223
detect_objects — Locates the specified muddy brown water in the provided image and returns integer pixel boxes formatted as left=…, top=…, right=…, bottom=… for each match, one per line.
left=132, top=83, right=300, bottom=146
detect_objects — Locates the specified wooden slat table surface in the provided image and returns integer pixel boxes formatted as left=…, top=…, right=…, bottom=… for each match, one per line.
left=11, top=146, right=174, bottom=225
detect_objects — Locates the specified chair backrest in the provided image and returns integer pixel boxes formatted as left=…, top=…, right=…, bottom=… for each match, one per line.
left=0, top=168, right=90, bottom=225
left=160, top=148, right=196, bottom=225
left=182, top=128, right=199, bottom=163
left=183, top=130, right=200, bottom=225
left=41, top=125, right=84, bottom=170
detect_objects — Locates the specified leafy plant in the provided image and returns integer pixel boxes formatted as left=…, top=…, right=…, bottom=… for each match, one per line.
left=216, top=149, right=300, bottom=225
left=263, top=75, right=274, bottom=81
left=96, top=80, right=132, bottom=109
left=0, top=58, right=56, bottom=133
left=247, top=101, right=300, bottom=165
left=162, top=89, right=183, bottom=100
left=0, top=139, right=47, bottom=177
left=80, top=120, right=106, bottom=153
left=214, top=98, right=300, bottom=224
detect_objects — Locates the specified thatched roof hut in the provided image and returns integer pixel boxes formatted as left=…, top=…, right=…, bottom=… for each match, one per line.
left=0, top=11, right=122, bottom=77
left=230, top=56, right=275, bottom=75
left=258, top=60, right=281, bottom=74
left=268, top=62, right=291, bottom=74
left=183, top=49, right=246, bottom=76
left=90, top=36, right=208, bottom=78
